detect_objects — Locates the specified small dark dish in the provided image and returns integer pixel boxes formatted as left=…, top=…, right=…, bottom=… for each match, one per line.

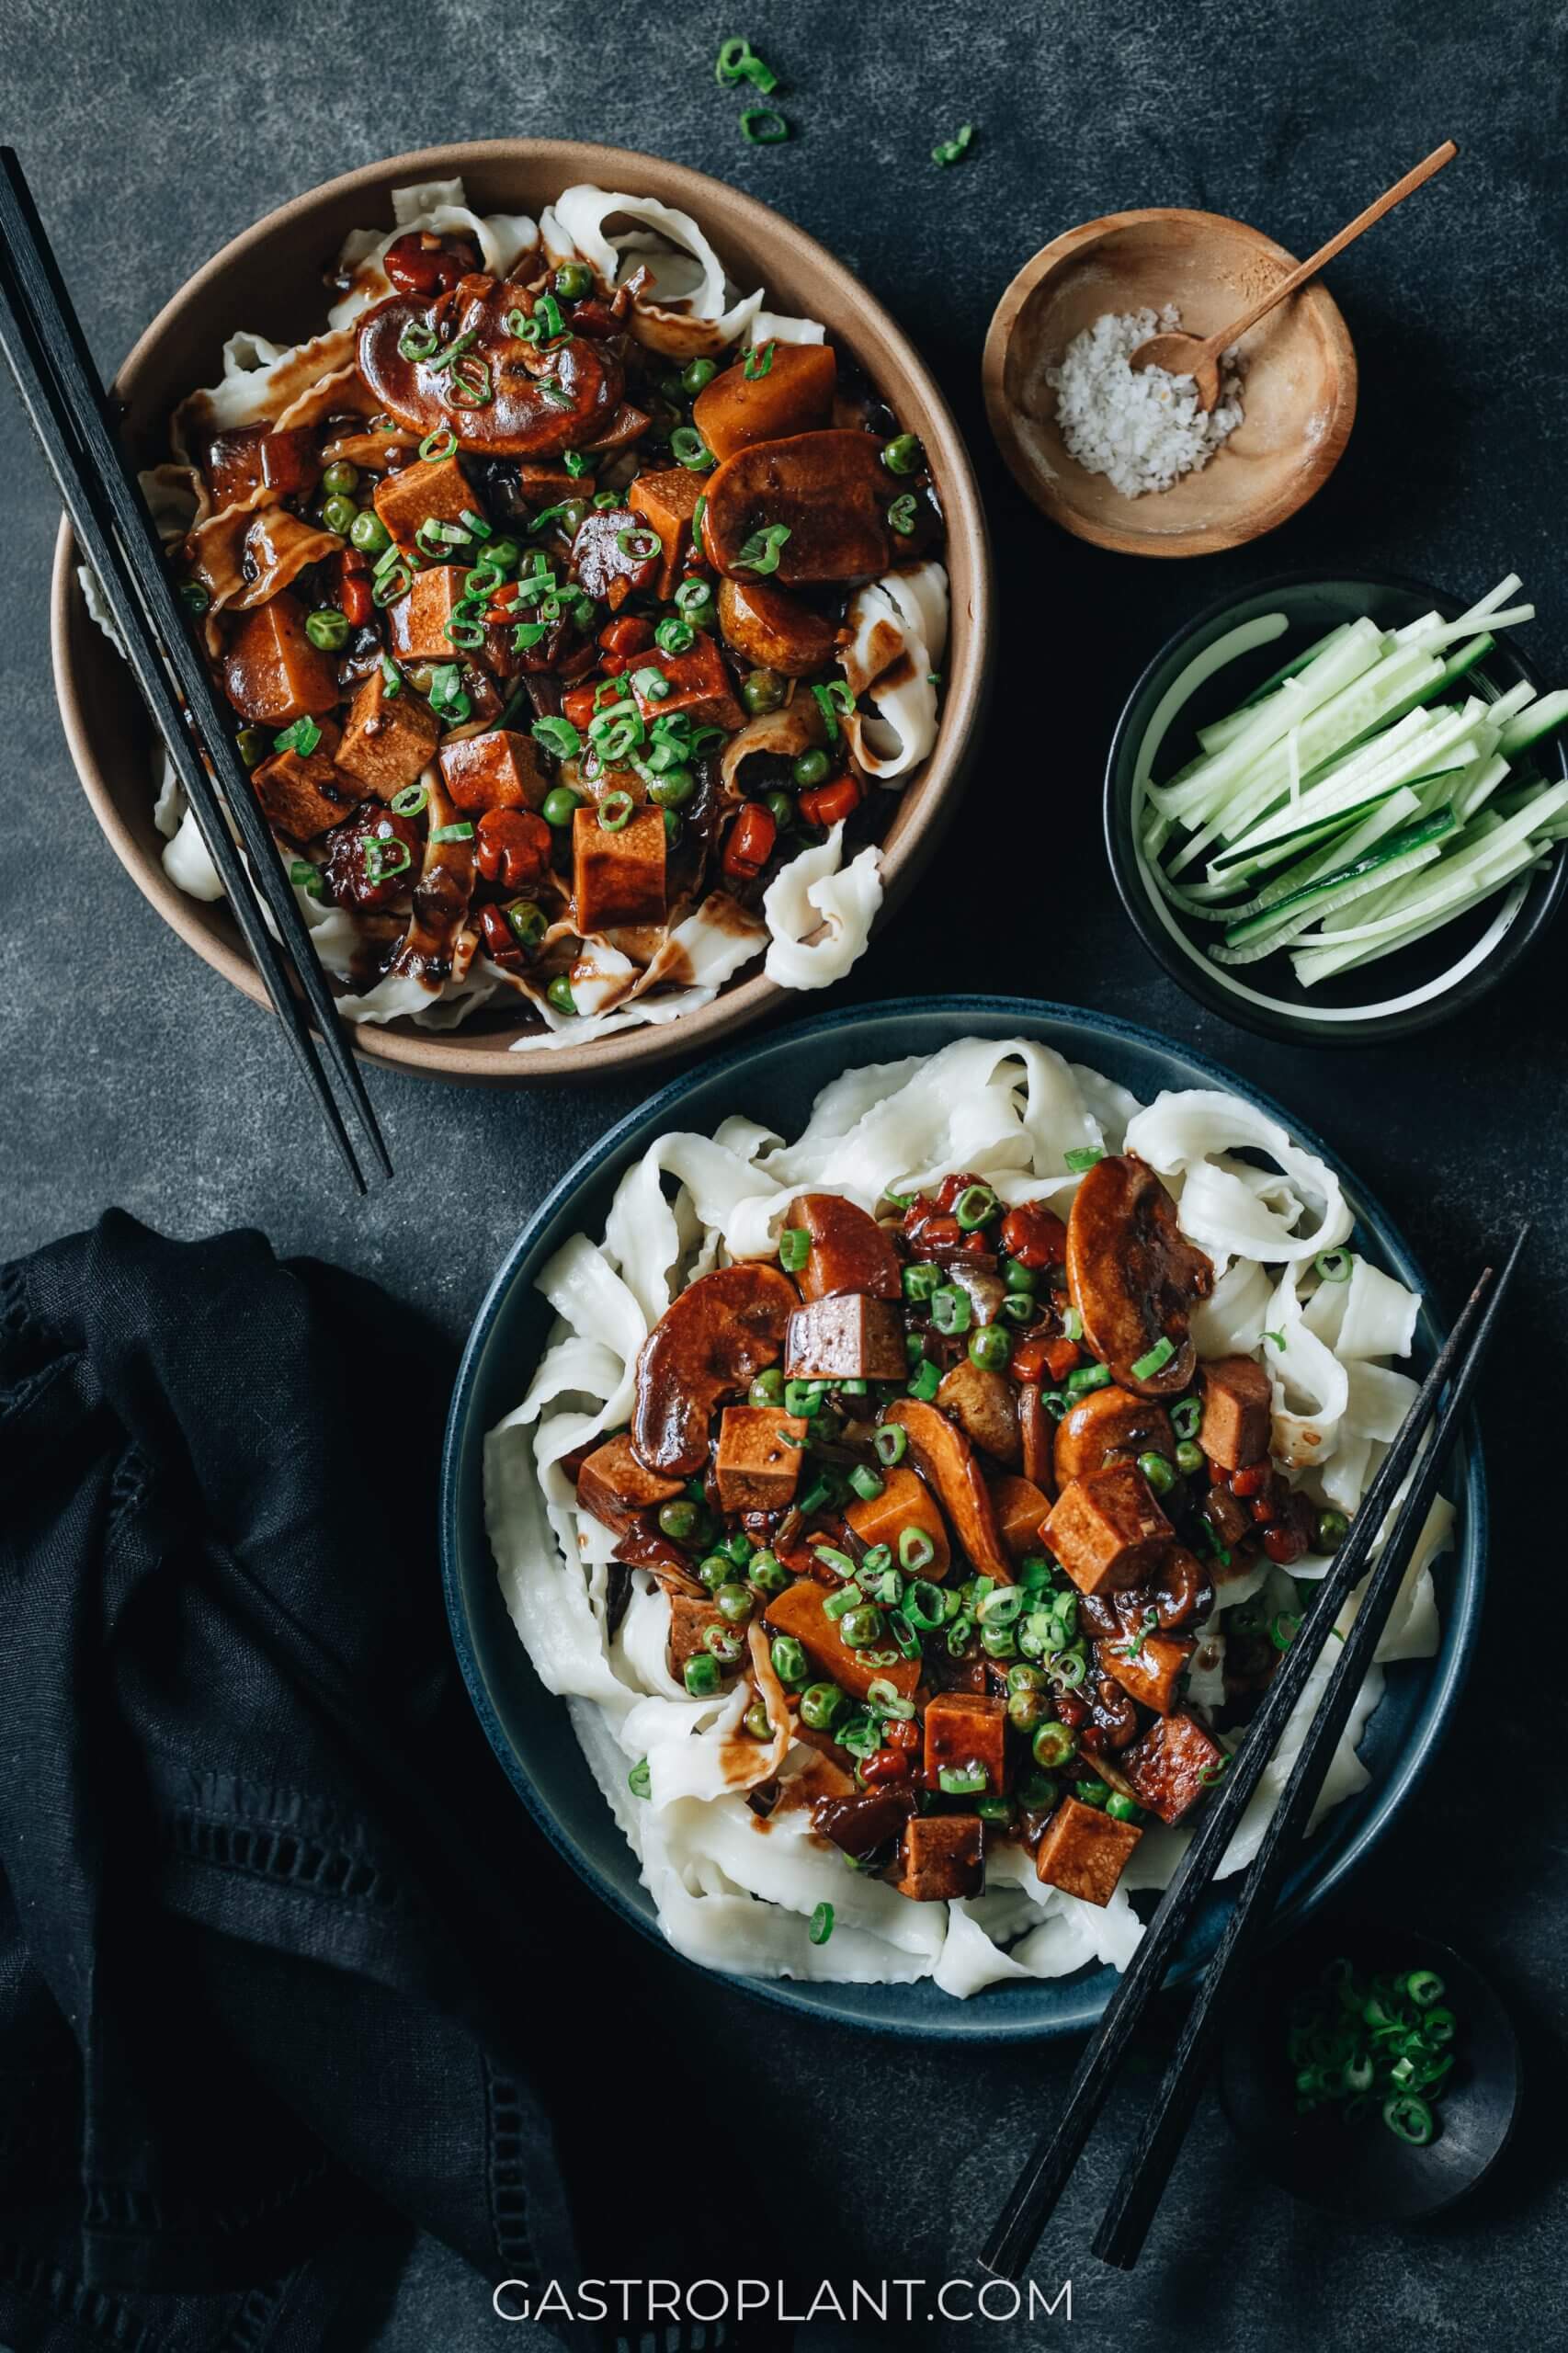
left=1106, top=574, right=1568, bottom=1046
left=1218, top=1915, right=1519, bottom=2218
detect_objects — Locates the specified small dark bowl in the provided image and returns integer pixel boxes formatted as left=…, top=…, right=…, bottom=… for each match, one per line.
left=1105, top=573, right=1568, bottom=1046
left=1218, top=1915, right=1519, bottom=2220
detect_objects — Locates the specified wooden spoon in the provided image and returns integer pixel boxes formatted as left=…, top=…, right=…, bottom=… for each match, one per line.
left=1132, top=141, right=1457, bottom=408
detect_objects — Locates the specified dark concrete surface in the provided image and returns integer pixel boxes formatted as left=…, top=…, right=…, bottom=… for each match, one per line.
left=3, top=1, right=1566, bottom=2346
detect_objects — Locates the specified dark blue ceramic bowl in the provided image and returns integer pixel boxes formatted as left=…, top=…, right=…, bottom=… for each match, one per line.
left=440, top=998, right=1486, bottom=2040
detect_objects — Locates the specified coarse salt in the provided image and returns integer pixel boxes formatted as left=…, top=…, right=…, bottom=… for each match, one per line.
left=1046, top=304, right=1244, bottom=498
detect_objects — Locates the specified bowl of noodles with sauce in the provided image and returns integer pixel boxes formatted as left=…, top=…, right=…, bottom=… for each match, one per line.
left=441, top=998, right=1485, bottom=2036
left=51, top=142, right=992, bottom=1080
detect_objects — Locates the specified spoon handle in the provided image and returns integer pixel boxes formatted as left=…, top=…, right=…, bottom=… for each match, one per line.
left=1208, top=139, right=1457, bottom=355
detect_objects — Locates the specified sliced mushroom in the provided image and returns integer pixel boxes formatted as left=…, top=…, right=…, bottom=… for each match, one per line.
left=935, top=1361, right=1021, bottom=1467
left=786, top=1192, right=902, bottom=1302
left=632, top=1263, right=799, bottom=1475
left=701, top=429, right=893, bottom=584
left=357, top=278, right=626, bottom=457
left=1053, top=1384, right=1176, bottom=1486
left=692, top=342, right=837, bottom=460
left=717, top=577, right=839, bottom=677
left=1065, top=1154, right=1214, bottom=1398
left=880, top=1397, right=1014, bottom=1583
left=1018, top=1381, right=1055, bottom=1495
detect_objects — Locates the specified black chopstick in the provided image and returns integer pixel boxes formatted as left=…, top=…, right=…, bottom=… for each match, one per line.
left=1092, top=1221, right=1527, bottom=2267
left=980, top=1232, right=1522, bottom=2282
left=0, top=148, right=391, bottom=1190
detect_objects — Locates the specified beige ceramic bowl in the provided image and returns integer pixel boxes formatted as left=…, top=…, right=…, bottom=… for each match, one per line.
left=983, top=208, right=1358, bottom=558
left=52, top=140, right=993, bottom=1082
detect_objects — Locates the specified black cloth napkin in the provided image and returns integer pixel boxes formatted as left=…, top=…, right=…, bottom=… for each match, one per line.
left=0, top=1211, right=592, bottom=2350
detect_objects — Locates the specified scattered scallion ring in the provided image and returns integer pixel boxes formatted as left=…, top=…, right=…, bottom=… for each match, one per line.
left=418, top=426, right=458, bottom=461
left=597, top=790, right=635, bottom=834
left=1315, top=1248, right=1354, bottom=1284
left=739, top=106, right=790, bottom=144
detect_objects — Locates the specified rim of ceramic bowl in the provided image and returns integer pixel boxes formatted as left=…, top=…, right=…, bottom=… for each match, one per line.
left=1104, top=568, right=1568, bottom=1046
left=981, top=208, right=1358, bottom=558
left=440, top=992, right=1487, bottom=2040
left=49, top=138, right=994, bottom=1083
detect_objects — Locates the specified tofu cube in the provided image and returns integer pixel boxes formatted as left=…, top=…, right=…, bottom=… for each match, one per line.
left=372, top=454, right=476, bottom=550
left=785, top=1295, right=907, bottom=1382
left=630, top=631, right=745, bottom=733
left=571, top=508, right=661, bottom=609
left=1033, top=1795, right=1142, bottom=1906
left=251, top=720, right=354, bottom=840
left=386, top=565, right=473, bottom=660
left=221, top=594, right=339, bottom=724
left=713, top=1406, right=809, bottom=1514
left=988, top=1473, right=1052, bottom=1563
left=629, top=466, right=704, bottom=598
left=1096, top=1631, right=1195, bottom=1716
left=1041, top=1461, right=1173, bottom=1597
left=571, top=804, right=667, bottom=934
left=1199, top=1354, right=1274, bottom=1471
left=893, top=1813, right=984, bottom=1903
left=762, top=1577, right=919, bottom=1705
left=923, top=1691, right=1008, bottom=1794
left=844, top=1464, right=950, bottom=1580
left=666, top=1591, right=727, bottom=1679
left=575, top=1433, right=685, bottom=1535
left=1124, top=1711, right=1225, bottom=1825
left=335, top=667, right=440, bottom=800
left=438, top=728, right=550, bottom=813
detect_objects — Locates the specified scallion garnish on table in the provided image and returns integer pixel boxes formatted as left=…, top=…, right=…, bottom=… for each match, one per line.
left=1287, top=1958, right=1460, bottom=2145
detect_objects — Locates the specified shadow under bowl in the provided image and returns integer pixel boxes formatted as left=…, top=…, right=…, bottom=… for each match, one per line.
left=1218, top=1914, right=1520, bottom=2219
left=1105, top=571, right=1568, bottom=1045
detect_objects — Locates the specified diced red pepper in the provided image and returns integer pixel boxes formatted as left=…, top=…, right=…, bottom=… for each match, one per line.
left=722, top=801, right=778, bottom=881
left=862, top=1747, right=911, bottom=1786
left=562, top=682, right=600, bottom=732
left=1249, top=1490, right=1280, bottom=1525
left=1040, top=1336, right=1082, bottom=1384
left=797, top=776, right=862, bottom=830
left=999, top=1203, right=1069, bottom=1270
left=339, top=574, right=373, bottom=629
left=1231, top=1461, right=1271, bottom=1497
left=1263, top=1521, right=1308, bottom=1566
left=1010, top=1336, right=1051, bottom=1386
left=885, top=1717, right=921, bottom=1754
left=598, top=614, right=654, bottom=656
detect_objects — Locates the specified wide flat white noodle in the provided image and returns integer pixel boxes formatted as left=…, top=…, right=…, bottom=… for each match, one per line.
left=542, top=184, right=764, bottom=352
left=761, top=824, right=884, bottom=988
left=747, top=309, right=824, bottom=346
left=483, top=1041, right=1452, bottom=1996
left=840, top=562, right=949, bottom=781
left=1124, top=1089, right=1353, bottom=1265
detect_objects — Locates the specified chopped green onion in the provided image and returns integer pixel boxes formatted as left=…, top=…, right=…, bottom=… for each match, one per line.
left=896, top=1527, right=935, bottom=1573
left=873, top=1424, right=908, bottom=1467
left=740, top=106, right=790, bottom=143
left=848, top=1464, right=884, bottom=1503
left=715, top=34, right=780, bottom=92
left=744, top=340, right=777, bottom=381
left=398, top=319, right=438, bottom=362
left=430, top=821, right=474, bottom=844
left=289, top=858, right=325, bottom=903
left=931, top=122, right=975, bottom=166
left=887, top=493, right=918, bottom=536
left=808, top=1900, right=834, bottom=1945
left=531, top=716, right=583, bottom=759
left=628, top=1756, right=652, bottom=1799
left=734, top=523, right=791, bottom=574
left=272, top=716, right=322, bottom=756
left=1315, top=1248, right=1354, bottom=1283
left=670, top=426, right=715, bottom=471
left=1063, top=1145, right=1104, bottom=1173
left=390, top=780, right=428, bottom=815
left=1131, top=1336, right=1176, bottom=1380
left=418, top=426, right=458, bottom=461
left=1172, top=1396, right=1202, bottom=1440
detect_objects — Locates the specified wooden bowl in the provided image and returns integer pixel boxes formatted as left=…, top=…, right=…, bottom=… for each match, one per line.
left=51, top=140, right=993, bottom=1083
left=983, top=208, right=1358, bottom=559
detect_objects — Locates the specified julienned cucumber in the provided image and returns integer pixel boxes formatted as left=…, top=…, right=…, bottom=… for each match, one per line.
left=1133, top=573, right=1568, bottom=998
left=1212, top=809, right=1457, bottom=960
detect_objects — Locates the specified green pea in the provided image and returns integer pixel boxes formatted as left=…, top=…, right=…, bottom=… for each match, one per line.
left=541, top=787, right=585, bottom=827
left=304, top=608, right=350, bottom=652
left=486, top=535, right=522, bottom=573
left=1007, top=1688, right=1047, bottom=1733
left=657, top=369, right=687, bottom=404
left=1317, top=1507, right=1350, bottom=1550
left=801, top=1681, right=846, bottom=1731
left=792, top=748, right=830, bottom=789
left=235, top=724, right=269, bottom=768
left=763, top=789, right=794, bottom=830
left=722, top=1529, right=755, bottom=1566
left=716, top=1581, right=755, bottom=1624
left=662, top=809, right=682, bottom=845
left=319, top=494, right=358, bottom=536
left=348, top=508, right=392, bottom=554
left=747, top=1550, right=789, bottom=1597
left=698, top=1554, right=732, bottom=1591
left=648, top=765, right=695, bottom=808
left=684, top=1654, right=721, bottom=1698
left=546, top=975, right=576, bottom=1014
left=743, top=1699, right=773, bottom=1739
left=969, top=1324, right=1012, bottom=1372
left=321, top=460, right=359, bottom=496
left=1073, top=1778, right=1108, bottom=1808
left=749, top=1367, right=786, bottom=1407
left=657, top=1500, right=699, bottom=1545
left=1138, top=1449, right=1176, bottom=1495
left=1032, top=1720, right=1078, bottom=1770
left=1018, top=1772, right=1059, bottom=1811
left=881, top=433, right=922, bottom=476
left=1004, top=1260, right=1038, bottom=1292
left=177, top=579, right=210, bottom=616
left=553, top=261, right=594, bottom=301
left=1176, top=1439, right=1206, bottom=1477
left=1106, top=1793, right=1142, bottom=1822
left=840, top=1605, right=885, bottom=1651
left=770, top=1635, right=811, bottom=1687
left=682, top=357, right=718, bottom=395
left=741, top=668, right=786, bottom=716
